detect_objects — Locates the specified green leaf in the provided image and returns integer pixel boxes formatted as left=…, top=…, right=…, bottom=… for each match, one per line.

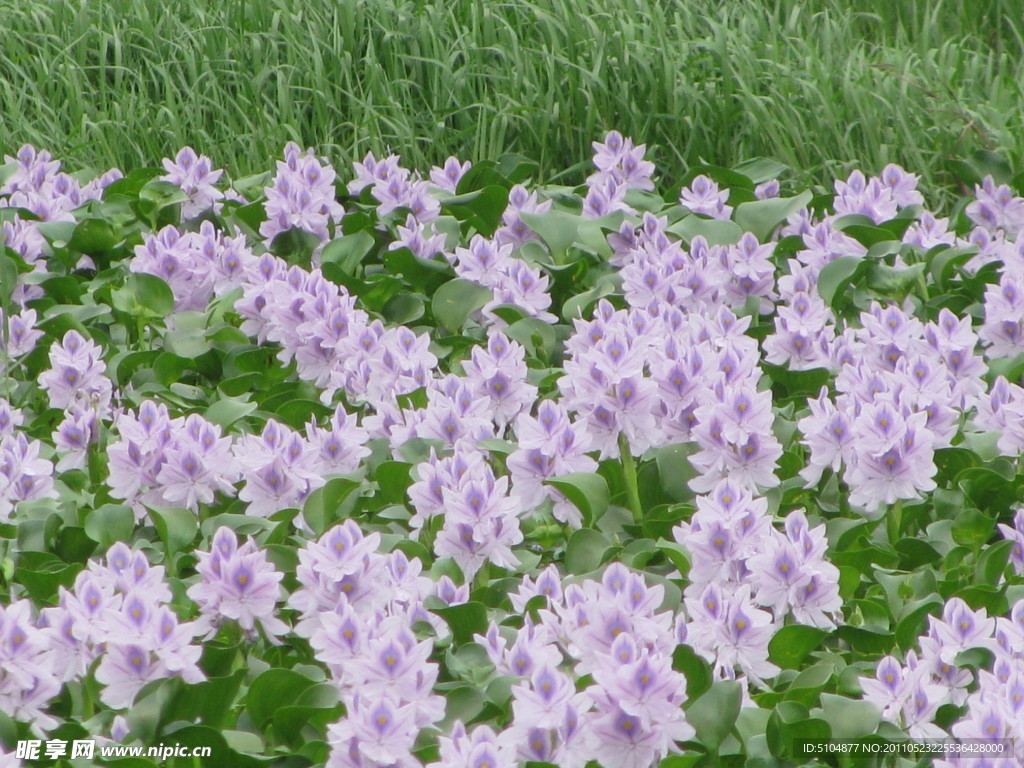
left=667, top=215, right=743, bottom=246
left=733, top=190, right=812, bottom=241
left=442, top=185, right=509, bottom=235
left=431, top=278, right=492, bottom=331
left=270, top=227, right=321, bottom=260
left=321, top=230, right=375, bottom=275
left=149, top=507, right=199, bottom=558
left=732, top=157, right=789, bottom=184
left=968, top=149, right=1015, bottom=185
left=655, top=443, right=698, bottom=502
left=544, top=472, right=609, bottom=526
left=928, top=244, right=979, bottom=290
left=122, top=272, right=176, bottom=318
left=975, top=539, right=1015, bottom=586
left=301, top=476, right=362, bottom=535
left=657, top=539, right=691, bottom=578
left=139, top=179, right=188, bottom=207
left=816, top=255, right=866, bottom=308
left=950, top=508, right=995, bottom=549
left=375, top=461, right=413, bottom=504
left=434, top=601, right=488, bottom=644
left=204, top=396, right=257, bottom=428
left=440, top=685, right=486, bottom=729
left=768, top=625, right=829, bottom=669
left=246, top=669, right=318, bottom=727
left=819, top=693, right=881, bottom=738
left=84, top=504, right=136, bottom=549
left=69, top=218, right=118, bottom=253
left=520, top=210, right=580, bottom=260
left=127, top=677, right=183, bottom=744
left=163, top=327, right=212, bottom=358
left=672, top=644, right=712, bottom=700
left=565, top=528, right=609, bottom=574
left=382, top=292, right=426, bottom=324
left=867, top=262, right=926, bottom=301
left=686, top=680, right=742, bottom=752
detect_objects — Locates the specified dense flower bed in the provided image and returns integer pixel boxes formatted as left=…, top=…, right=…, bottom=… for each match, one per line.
left=1, top=135, right=1023, bottom=767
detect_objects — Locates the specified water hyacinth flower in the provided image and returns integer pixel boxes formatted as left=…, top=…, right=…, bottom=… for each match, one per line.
left=588, top=130, right=656, bottom=192
left=108, top=402, right=240, bottom=518
left=0, top=431, right=58, bottom=522
left=460, top=330, right=537, bottom=430
left=188, top=526, right=289, bottom=641
left=234, top=418, right=323, bottom=518
left=429, top=156, right=472, bottom=194
left=966, top=175, right=1024, bottom=233
left=496, top=183, right=551, bottom=247
left=1, top=307, right=44, bottom=358
left=679, top=175, right=732, bottom=220
left=36, top=330, right=113, bottom=415
left=68, top=543, right=206, bottom=711
left=51, top=405, right=98, bottom=472
left=0, top=600, right=63, bottom=734
left=997, top=508, right=1024, bottom=575
left=159, top=146, right=226, bottom=218
left=0, top=398, right=23, bottom=438
left=261, top=141, right=345, bottom=251
left=435, top=723, right=517, bottom=768
left=325, top=693, right=420, bottom=768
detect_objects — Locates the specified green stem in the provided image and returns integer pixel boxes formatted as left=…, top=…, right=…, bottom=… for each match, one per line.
left=474, top=561, right=491, bottom=591
left=618, top=432, right=643, bottom=526
left=886, top=499, right=903, bottom=544
left=916, top=269, right=930, bottom=302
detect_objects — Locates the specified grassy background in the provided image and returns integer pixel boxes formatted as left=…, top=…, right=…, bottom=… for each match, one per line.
left=1, top=0, right=1022, bottom=197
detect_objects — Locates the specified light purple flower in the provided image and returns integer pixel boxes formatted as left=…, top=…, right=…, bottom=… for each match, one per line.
left=188, top=526, right=289, bottom=641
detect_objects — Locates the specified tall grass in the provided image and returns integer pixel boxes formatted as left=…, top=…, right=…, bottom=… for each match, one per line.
left=1, top=0, right=1021, bottom=198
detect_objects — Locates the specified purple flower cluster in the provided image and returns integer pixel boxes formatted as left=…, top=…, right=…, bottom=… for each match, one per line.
left=408, top=446, right=522, bottom=580
left=863, top=597, right=1023, bottom=761
left=261, top=142, right=345, bottom=251
left=676, top=480, right=842, bottom=636
left=350, top=151, right=441, bottom=223
left=286, top=522, right=443, bottom=768
left=389, top=213, right=449, bottom=261
left=980, top=243, right=1024, bottom=360
left=0, top=405, right=57, bottom=521
left=581, top=131, right=655, bottom=219
left=428, top=156, right=472, bottom=194
left=108, top=400, right=238, bottom=518
left=1, top=307, right=44, bottom=358
left=679, top=175, right=732, bottom=220
left=1, top=145, right=121, bottom=295
left=0, top=600, right=62, bottom=734
left=966, top=176, right=1024, bottom=235
left=495, top=184, right=550, bottom=248
left=460, top=330, right=536, bottom=430
left=37, top=330, right=113, bottom=415
left=453, top=234, right=557, bottom=325
left=51, top=405, right=98, bottom=472
left=506, top=399, right=596, bottom=527
left=233, top=418, right=323, bottom=520
left=472, top=562, right=694, bottom=768
left=235, top=255, right=438, bottom=410
left=159, top=147, right=228, bottom=219
left=763, top=266, right=836, bottom=370
left=1, top=215, right=49, bottom=306
left=40, top=543, right=203, bottom=712
left=131, top=221, right=256, bottom=311
left=795, top=303, right=989, bottom=511
left=1, top=144, right=121, bottom=224
left=998, top=508, right=1024, bottom=575
left=188, top=526, right=288, bottom=641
